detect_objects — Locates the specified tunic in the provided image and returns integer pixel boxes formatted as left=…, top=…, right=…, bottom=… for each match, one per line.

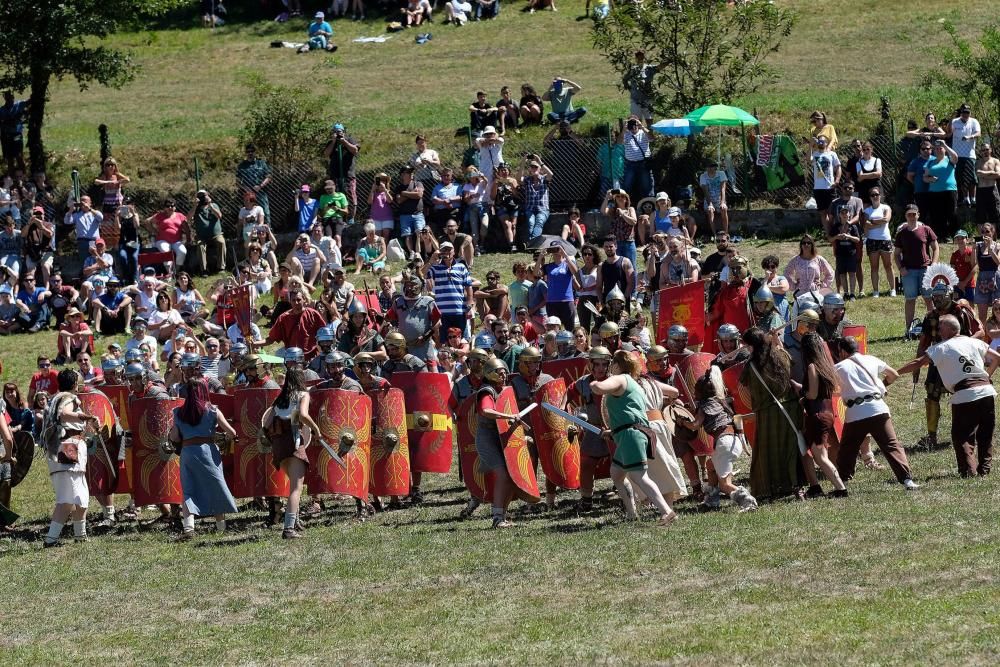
left=740, top=366, right=805, bottom=498
left=635, top=376, right=687, bottom=498
left=605, top=377, right=651, bottom=471
left=174, top=407, right=238, bottom=516
left=571, top=375, right=608, bottom=458
left=390, top=295, right=439, bottom=361
left=474, top=385, right=505, bottom=472
left=270, top=391, right=310, bottom=470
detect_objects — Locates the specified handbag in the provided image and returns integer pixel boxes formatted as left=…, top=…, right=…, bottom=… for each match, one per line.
left=748, top=362, right=808, bottom=455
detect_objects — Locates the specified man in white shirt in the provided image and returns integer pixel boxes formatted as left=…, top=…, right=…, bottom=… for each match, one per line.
left=950, top=103, right=981, bottom=206
left=444, top=0, right=473, bottom=25
left=831, top=335, right=919, bottom=489
left=896, top=315, right=999, bottom=478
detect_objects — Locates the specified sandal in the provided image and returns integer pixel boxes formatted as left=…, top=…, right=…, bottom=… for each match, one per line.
left=862, top=455, right=885, bottom=471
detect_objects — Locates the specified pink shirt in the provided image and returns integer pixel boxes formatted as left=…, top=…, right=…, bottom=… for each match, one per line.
left=154, top=212, right=187, bottom=244
left=370, top=191, right=393, bottom=222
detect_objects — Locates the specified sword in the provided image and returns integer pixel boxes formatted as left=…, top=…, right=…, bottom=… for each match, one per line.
left=541, top=402, right=602, bottom=435
left=583, top=300, right=602, bottom=321
left=316, top=437, right=346, bottom=469
left=516, top=402, right=539, bottom=421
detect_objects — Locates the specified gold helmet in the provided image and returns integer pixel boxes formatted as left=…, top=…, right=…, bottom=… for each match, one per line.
left=598, top=321, right=620, bottom=339
left=354, top=352, right=376, bottom=367
left=588, top=346, right=612, bottom=361
left=385, top=331, right=407, bottom=351
left=467, top=347, right=490, bottom=364
left=646, top=345, right=668, bottom=361
left=239, top=354, right=265, bottom=374
left=483, top=357, right=509, bottom=383
left=517, top=346, right=542, bottom=375
left=796, top=308, right=820, bottom=326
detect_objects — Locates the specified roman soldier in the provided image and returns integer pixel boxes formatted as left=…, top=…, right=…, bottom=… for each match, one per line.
left=452, top=347, right=490, bottom=519
left=385, top=273, right=441, bottom=362
left=380, top=332, right=427, bottom=381
left=284, top=347, right=320, bottom=382
left=708, top=256, right=753, bottom=335
left=354, top=352, right=389, bottom=392
left=751, top=285, right=786, bottom=334
left=239, top=354, right=280, bottom=390
left=339, top=300, right=387, bottom=361
left=315, top=351, right=363, bottom=392
left=554, top=330, right=581, bottom=359
left=566, top=346, right=612, bottom=511
left=816, top=292, right=850, bottom=342
left=124, top=362, right=169, bottom=400
left=307, top=326, right=338, bottom=375
left=98, top=358, right=124, bottom=386
left=666, top=325, right=693, bottom=364
left=170, top=353, right=225, bottom=397
left=125, top=348, right=165, bottom=386
left=713, top=323, right=750, bottom=370
left=511, top=345, right=559, bottom=509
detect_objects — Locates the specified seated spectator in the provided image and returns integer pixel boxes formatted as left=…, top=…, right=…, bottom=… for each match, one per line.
left=56, top=307, right=93, bottom=364
left=3, top=383, right=32, bottom=433
left=416, top=227, right=440, bottom=263
left=238, top=191, right=265, bottom=243
left=519, top=84, right=544, bottom=126
left=496, top=87, right=519, bottom=134
left=528, top=0, right=556, bottom=12
left=0, top=285, right=19, bottom=334
left=28, top=356, right=58, bottom=403
left=238, top=243, right=273, bottom=298
left=355, top=223, right=387, bottom=275
left=147, top=291, right=184, bottom=343
left=430, top=168, right=463, bottom=232
left=286, top=233, right=327, bottom=288
left=21, top=206, right=55, bottom=285
left=302, top=11, right=337, bottom=53
left=76, top=352, right=103, bottom=385
left=469, top=91, right=499, bottom=135
left=368, top=172, right=395, bottom=242
left=444, top=0, right=473, bottom=25
left=440, top=218, right=475, bottom=267
left=144, top=198, right=188, bottom=274
left=92, top=277, right=133, bottom=335
left=174, top=271, right=207, bottom=323
left=248, top=224, right=279, bottom=273
left=0, top=215, right=22, bottom=280
left=474, top=269, right=509, bottom=321
left=80, top=237, right=117, bottom=305
left=475, top=0, right=498, bottom=20
left=543, top=77, right=586, bottom=124
left=309, top=223, right=341, bottom=268
left=15, top=273, right=49, bottom=332
left=318, top=179, right=349, bottom=243
left=401, top=0, right=432, bottom=27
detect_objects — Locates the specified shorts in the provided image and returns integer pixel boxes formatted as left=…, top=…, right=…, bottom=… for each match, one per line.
left=373, top=218, right=395, bottom=234
left=835, top=255, right=858, bottom=275
left=900, top=268, right=927, bottom=300
left=974, top=271, right=1000, bottom=305
left=711, top=432, right=743, bottom=479
left=865, top=239, right=893, bottom=254
left=495, top=204, right=518, bottom=220
left=399, top=212, right=426, bottom=237
left=813, top=188, right=835, bottom=211
left=703, top=198, right=725, bottom=211
left=0, top=460, right=11, bottom=482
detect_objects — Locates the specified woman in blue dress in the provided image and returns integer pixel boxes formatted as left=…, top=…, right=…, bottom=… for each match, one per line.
left=168, top=378, right=238, bottom=540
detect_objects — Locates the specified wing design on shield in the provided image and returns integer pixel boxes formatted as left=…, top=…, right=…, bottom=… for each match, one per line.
left=308, top=389, right=372, bottom=501
left=496, top=386, right=540, bottom=503
left=234, top=388, right=288, bottom=498
left=393, top=372, right=454, bottom=474
left=128, top=397, right=184, bottom=506
left=530, top=378, right=581, bottom=490
left=456, top=394, right=494, bottom=502
left=97, top=384, right=130, bottom=431
left=541, top=358, right=589, bottom=407
left=369, top=387, right=410, bottom=497
left=676, top=353, right=716, bottom=456
left=80, top=390, right=119, bottom=496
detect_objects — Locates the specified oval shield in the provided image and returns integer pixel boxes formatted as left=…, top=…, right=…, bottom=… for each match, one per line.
left=456, top=394, right=494, bottom=502
left=9, top=431, right=35, bottom=488
left=80, top=390, right=120, bottom=496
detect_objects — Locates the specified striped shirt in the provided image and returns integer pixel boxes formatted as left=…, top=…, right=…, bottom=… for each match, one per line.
left=622, top=130, right=650, bottom=162
left=427, top=261, right=472, bottom=315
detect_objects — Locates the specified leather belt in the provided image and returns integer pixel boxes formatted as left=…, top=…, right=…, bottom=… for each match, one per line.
left=845, top=393, right=884, bottom=408
left=954, top=377, right=990, bottom=391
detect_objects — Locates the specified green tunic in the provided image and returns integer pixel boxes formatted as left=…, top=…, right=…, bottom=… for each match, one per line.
left=606, top=376, right=650, bottom=471
left=741, top=367, right=805, bottom=498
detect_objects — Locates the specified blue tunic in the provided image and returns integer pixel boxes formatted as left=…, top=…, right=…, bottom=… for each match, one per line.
left=174, top=407, right=238, bottom=516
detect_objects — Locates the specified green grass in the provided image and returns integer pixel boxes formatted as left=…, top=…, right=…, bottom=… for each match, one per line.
left=3, top=239, right=1000, bottom=663
left=39, top=0, right=1000, bottom=190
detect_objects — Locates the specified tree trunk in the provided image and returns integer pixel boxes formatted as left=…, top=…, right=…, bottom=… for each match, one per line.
left=27, top=68, right=48, bottom=175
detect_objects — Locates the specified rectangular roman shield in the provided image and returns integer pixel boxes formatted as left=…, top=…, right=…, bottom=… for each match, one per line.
left=541, top=358, right=589, bottom=406
left=722, top=363, right=753, bottom=415
left=369, top=387, right=411, bottom=497
left=842, top=324, right=868, bottom=354
left=80, top=390, right=120, bottom=497
left=530, top=378, right=581, bottom=490
left=353, top=288, right=383, bottom=315
left=674, top=353, right=716, bottom=457
left=128, top=397, right=184, bottom=506
left=233, top=388, right=288, bottom=498
left=308, top=388, right=372, bottom=501
left=210, top=392, right=236, bottom=489
left=496, top=386, right=540, bottom=503
left=393, top=372, right=454, bottom=474
left=655, top=281, right=706, bottom=346
left=456, top=394, right=494, bottom=502
left=98, top=384, right=130, bottom=431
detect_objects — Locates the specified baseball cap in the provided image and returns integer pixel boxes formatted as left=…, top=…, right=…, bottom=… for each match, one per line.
left=545, top=315, right=561, bottom=327
left=32, top=205, right=44, bottom=214
left=314, top=11, right=324, bottom=18
left=955, top=230, right=969, bottom=238
left=300, top=184, right=311, bottom=192
left=439, top=241, right=454, bottom=250
left=94, top=237, right=106, bottom=246
left=667, top=207, right=681, bottom=217
left=333, top=123, right=345, bottom=131
left=655, top=191, right=669, bottom=202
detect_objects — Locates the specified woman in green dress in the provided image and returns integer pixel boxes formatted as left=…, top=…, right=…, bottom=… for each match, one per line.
left=739, top=327, right=806, bottom=499
left=591, top=350, right=679, bottom=527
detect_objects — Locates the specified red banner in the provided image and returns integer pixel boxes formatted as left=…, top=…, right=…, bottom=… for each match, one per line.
left=228, top=283, right=255, bottom=341
left=655, top=281, right=706, bottom=346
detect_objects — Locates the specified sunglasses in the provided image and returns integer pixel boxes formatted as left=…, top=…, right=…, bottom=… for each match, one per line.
left=39, top=363, right=51, bottom=368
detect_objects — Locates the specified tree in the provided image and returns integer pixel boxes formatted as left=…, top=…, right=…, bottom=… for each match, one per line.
left=0, top=0, right=186, bottom=174
left=591, top=0, right=796, bottom=119
left=925, top=21, right=1000, bottom=143
left=239, top=73, right=333, bottom=169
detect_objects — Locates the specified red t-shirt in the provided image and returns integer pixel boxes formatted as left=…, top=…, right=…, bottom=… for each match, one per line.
left=154, top=212, right=187, bottom=244
left=30, top=369, right=59, bottom=397
left=264, top=307, right=327, bottom=358
left=894, top=223, right=938, bottom=270
left=521, top=322, right=538, bottom=343
left=950, top=247, right=976, bottom=288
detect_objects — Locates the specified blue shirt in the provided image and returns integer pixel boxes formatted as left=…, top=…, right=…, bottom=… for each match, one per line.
left=297, top=198, right=319, bottom=233
left=308, top=21, right=333, bottom=38
left=908, top=157, right=931, bottom=194
left=427, top=261, right=472, bottom=316
left=544, top=261, right=574, bottom=303
left=528, top=278, right=548, bottom=317
left=431, top=182, right=461, bottom=210
left=926, top=157, right=957, bottom=193
left=99, top=291, right=126, bottom=310
left=0, top=100, right=27, bottom=137
left=16, top=287, right=45, bottom=310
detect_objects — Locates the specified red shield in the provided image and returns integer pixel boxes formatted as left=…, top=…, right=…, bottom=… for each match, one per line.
left=541, top=358, right=589, bottom=406
left=81, top=390, right=120, bottom=496
left=456, top=394, right=495, bottom=502
left=529, top=379, right=581, bottom=490
left=393, top=372, right=454, bottom=474
left=233, top=388, right=289, bottom=498
left=308, top=389, right=373, bottom=501
left=211, top=392, right=236, bottom=489
left=842, top=324, right=868, bottom=354
left=228, top=283, right=255, bottom=340
left=496, top=386, right=540, bottom=503
left=98, top=384, right=130, bottom=431
left=128, top=397, right=184, bottom=506
left=672, top=353, right=716, bottom=456
left=722, top=363, right=753, bottom=415
left=354, top=288, right=383, bottom=315
left=368, top=387, right=411, bottom=497
left=832, top=392, right=847, bottom=441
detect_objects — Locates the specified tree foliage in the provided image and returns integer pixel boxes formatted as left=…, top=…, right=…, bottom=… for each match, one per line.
left=238, top=73, right=333, bottom=169
left=925, top=21, right=1000, bottom=142
left=591, top=0, right=796, bottom=118
left=0, top=0, right=186, bottom=172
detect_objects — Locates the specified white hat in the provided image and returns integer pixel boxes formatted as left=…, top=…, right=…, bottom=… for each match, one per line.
left=314, top=11, right=325, bottom=18
left=655, top=191, right=669, bottom=201
left=439, top=241, right=454, bottom=250
left=667, top=206, right=681, bottom=217
left=545, top=315, right=562, bottom=327
left=482, top=126, right=498, bottom=136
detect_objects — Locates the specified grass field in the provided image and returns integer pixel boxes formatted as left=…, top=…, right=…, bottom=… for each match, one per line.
left=38, top=0, right=1000, bottom=189
left=3, top=239, right=1000, bottom=664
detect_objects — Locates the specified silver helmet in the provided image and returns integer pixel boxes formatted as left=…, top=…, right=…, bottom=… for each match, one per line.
left=283, top=347, right=305, bottom=364
left=316, top=326, right=336, bottom=343
left=717, top=323, right=740, bottom=341
left=124, top=362, right=147, bottom=380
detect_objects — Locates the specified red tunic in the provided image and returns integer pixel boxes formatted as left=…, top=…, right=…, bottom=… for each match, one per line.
left=264, top=306, right=327, bottom=359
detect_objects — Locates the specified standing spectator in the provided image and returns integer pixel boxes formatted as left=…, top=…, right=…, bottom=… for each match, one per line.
left=144, top=198, right=187, bottom=274
left=951, top=230, right=977, bottom=305
left=844, top=139, right=864, bottom=191
left=950, top=104, right=981, bottom=206
left=907, top=140, right=934, bottom=221
left=426, top=242, right=474, bottom=340
left=65, top=195, right=104, bottom=265
left=508, top=262, right=532, bottom=320
left=830, top=206, right=861, bottom=299
left=496, top=87, right=520, bottom=135
left=862, top=187, right=895, bottom=298
left=490, top=164, right=519, bottom=252
left=462, top=167, right=489, bottom=255
left=368, top=172, right=395, bottom=243
left=293, top=184, right=318, bottom=234
left=115, top=198, right=141, bottom=284
left=894, top=204, right=939, bottom=330
left=0, top=91, right=28, bottom=175
left=574, top=244, right=600, bottom=333
left=624, top=50, right=659, bottom=126
left=395, top=165, right=425, bottom=260
left=808, top=110, right=838, bottom=151
left=22, top=205, right=54, bottom=284
left=597, top=127, right=625, bottom=196
left=285, top=233, right=327, bottom=288
left=317, top=179, right=349, bottom=243
left=235, top=144, right=272, bottom=225
left=430, top=168, right=463, bottom=233
left=518, top=84, right=544, bottom=126
left=189, top=189, right=226, bottom=275
left=602, top=189, right=637, bottom=274
left=94, top=157, right=130, bottom=217
left=595, top=236, right=635, bottom=311
left=409, top=135, right=441, bottom=184
left=699, top=162, right=729, bottom=235
left=783, top=235, right=834, bottom=298
left=475, top=126, right=504, bottom=188
left=973, top=225, right=1000, bottom=323
left=323, top=123, right=360, bottom=223
left=440, top=219, right=475, bottom=268
left=829, top=181, right=864, bottom=290
left=0, top=216, right=21, bottom=281
left=854, top=142, right=882, bottom=206
left=238, top=191, right=265, bottom=243
left=535, top=246, right=578, bottom=331
left=923, top=139, right=959, bottom=238
left=469, top=91, right=498, bottom=135
left=975, top=144, right=1000, bottom=228
left=619, top=117, right=652, bottom=205
left=810, top=136, right=841, bottom=233
left=543, top=77, right=586, bottom=124
left=896, top=119, right=923, bottom=208
left=520, top=157, right=553, bottom=242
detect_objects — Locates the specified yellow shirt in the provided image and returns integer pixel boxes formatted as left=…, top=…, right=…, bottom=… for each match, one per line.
left=812, top=123, right=839, bottom=151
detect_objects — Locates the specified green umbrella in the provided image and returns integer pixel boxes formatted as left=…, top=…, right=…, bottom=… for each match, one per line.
left=684, top=104, right=759, bottom=127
